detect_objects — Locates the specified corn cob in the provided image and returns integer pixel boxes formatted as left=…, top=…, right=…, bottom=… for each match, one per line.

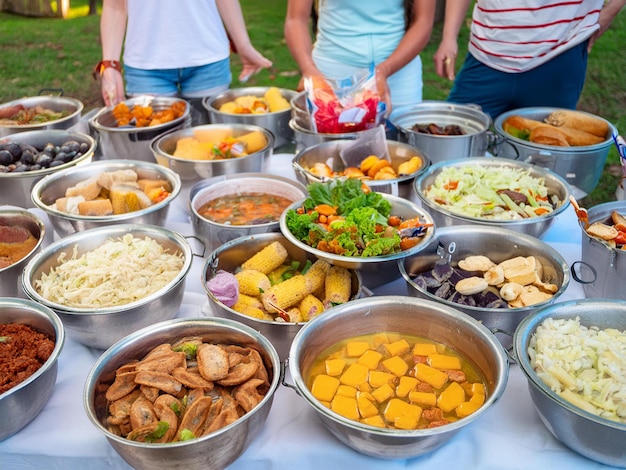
left=235, top=304, right=273, bottom=321
left=304, top=259, right=331, bottom=293
left=261, top=274, right=308, bottom=313
left=231, top=293, right=264, bottom=311
left=267, top=264, right=291, bottom=285
left=299, top=294, right=325, bottom=321
left=241, top=241, right=288, bottom=274
left=324, top=266, right=352, bottom=307
left=285, top=307, right=303, bottom=323
left=235, top=269, right=271, bottom=296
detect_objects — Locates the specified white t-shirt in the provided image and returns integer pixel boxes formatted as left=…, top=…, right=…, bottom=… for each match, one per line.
left=123, top=0, right=229, bottom=69
left=469, top=0, right=602, bottom=72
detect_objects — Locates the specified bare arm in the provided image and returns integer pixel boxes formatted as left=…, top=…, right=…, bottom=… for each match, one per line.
left=284, top=0, right=322, bottom=80
left=99, top=0, right=127, bottom=105
left=433, top=0, right=473, bottom=80
left=588, top=0, right=626, bottom=51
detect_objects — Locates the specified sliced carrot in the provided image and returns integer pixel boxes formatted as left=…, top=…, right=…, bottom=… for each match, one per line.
left=388, top=215, right=402, bottom=227
left=534, top=207, right=550, bottom=216
left=315, top=204, right=337, bottom=216
left=443, top=180, right=458, bottom=190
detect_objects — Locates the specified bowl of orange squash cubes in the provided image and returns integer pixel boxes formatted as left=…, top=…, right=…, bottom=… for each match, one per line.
left=285, top=295, right=509, bottom=459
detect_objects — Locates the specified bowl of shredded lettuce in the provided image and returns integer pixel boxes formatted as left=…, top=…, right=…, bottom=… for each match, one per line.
left=279, top=178, right=435, bottom=288
left=415, top=158, right=570, bottom=238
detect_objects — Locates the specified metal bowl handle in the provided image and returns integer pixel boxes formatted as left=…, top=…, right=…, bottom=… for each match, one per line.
left=490, top=328, right=516, bottom=362
left=184, top=235, right=206, bottom=258
left=39, top=88, right=64, bottom=97
left=280, top=358, right=301, bottom=395
left=570, top=260, right=597, bottom=284
left=489, top=134, right=520, bottom=160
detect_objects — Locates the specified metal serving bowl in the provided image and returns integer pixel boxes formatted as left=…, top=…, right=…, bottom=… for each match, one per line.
left=292, top=139, right=430, bottom=203
left=414, top=157, right=571, bottom=239
left=202, top=232, right=362, bottom=360
left=83, top=317, right=280, bottom=470
left=0, top=95, right=83, bottom=137
left=400, top=225, right=570, bottom=348
left=287, top=295, right=509, bottom=459
left=0, top=129, right=95, bottom=208
left=204, top=86, right=297, bottom=149
left=279, top=193, right=436, bottom=288
left=89, top=95, right=191, bottom=161
left=190, top=173, right=307, bottom=252
left=21, top=224, right=193, bottom=349
left=513, top=299, right=626, bottom=467
left=0, top=297, right=65, bottom=441
left=31, top=159, right=181, bottom=238
left=0, top=208, right=46, bottom=298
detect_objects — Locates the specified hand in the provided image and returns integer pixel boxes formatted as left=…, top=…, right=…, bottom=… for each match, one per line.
left=101, top=68, right=125, bottom=106
left=433, top=40, right=458, bottom=80
left=237, top=46, right=272, bottom=83
left=374, top=66, right=392, bottom=118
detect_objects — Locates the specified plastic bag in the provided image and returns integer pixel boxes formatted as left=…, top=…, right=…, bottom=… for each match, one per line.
left=339, top=125, right=389, bottom=168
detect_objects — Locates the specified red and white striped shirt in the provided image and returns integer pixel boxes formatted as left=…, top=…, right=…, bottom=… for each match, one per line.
left=469, top=0, right=602, bottom=72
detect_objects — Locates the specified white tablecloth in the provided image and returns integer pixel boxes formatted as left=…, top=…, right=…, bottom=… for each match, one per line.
left=1, top=154, right=616, bottom=470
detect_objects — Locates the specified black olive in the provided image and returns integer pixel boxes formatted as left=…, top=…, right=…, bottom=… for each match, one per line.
left=54, top=151, right=68, bottom=162
left=65, top=150, right=77, bottom=160
left=20, top=150, right=35, bottom=165
left=35, top=153, right=53, bottom=167
left=0, top=150, right=13, bottom=166
left=29, top=164, right=42, bottom=171
left=49, top=160, right=65, bottom=167
left=64, top=140, right=81, bottom=153
left=12, top=164, right=29, bottom=172
left=43, top=143, right=56, bottom=155
left=60, top=145, right=71, bottom=154
left=6, top=143, right=21, bottom=159
left=79, top=142, right=89, bottom=153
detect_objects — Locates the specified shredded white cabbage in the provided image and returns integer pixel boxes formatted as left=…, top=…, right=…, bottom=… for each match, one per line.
left=35, top=234, right=184, bottom=308
left=528, top=317, right=626, bottom=424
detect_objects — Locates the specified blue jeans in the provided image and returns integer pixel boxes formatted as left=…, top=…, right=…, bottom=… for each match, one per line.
left=447, top=41, right=588, bottom=118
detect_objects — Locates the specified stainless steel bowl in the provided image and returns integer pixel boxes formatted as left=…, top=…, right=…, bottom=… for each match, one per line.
left=83, top=317, right=280, bottom=470
left=292, top=139, right=430, bottom=203
left=190, top=173, right=307, bottom=252
left=0, top=297, right=65, bottom=441
left=289, top=118, right=364, bottom=154
left=204, top=86, right=297, bottom=149
left=514, top=299, right=626, bottom=467
left=31, top=159, right=181, bottom=238
left=287, top=295, right=509, bottom=459
left=21, top=224, right=193, bottom=349
left=279, top=193, right=436, bottom=288
left=414, top=157, right=571, bottom=238
left=0, top=129, right=95, bottom=208
left=0, top=95, right=83, bottom=137
left=202, top=232, right=362, bottom=360
left=0, top=208, right=46, bottom=298
left=89, top=95, right=191, bottom=161
left=400, top=225, right=570, bottom=347
left=290, top=91, right=310, bottom=129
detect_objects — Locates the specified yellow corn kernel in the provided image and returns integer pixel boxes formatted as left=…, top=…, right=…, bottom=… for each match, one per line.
left=383, top=398, right=422, bottom=427
left=231, top=293, right=263, bottom=310
left=456, top=400, right=482, bottom=418
left=470, top=392, right=485, bottom=406
left=339, top=363, right=369, bottom=387
left=346, top=341, right=370, bottom=357
left=235, top=304, right=270, bottom=320
left=324, top=266, right=352, bottom=306
left=412, top=342, right=438, bottom=357
left=241, top=241, right=288, bottom=274
left=437, top=382, right=466, bottom=413
left=358, top=382, right=372, bottom=393
left=384, top=338, right=410, bottom=357
left=304, top=259, right=331, bottom=293
left=398, top=156, right=422, bottom=175
left=372, top=333, right=390, bottom=347
left=396, top=376, right=418, bottom=398
left=357, top=349, right=383, bottom=370
left=394, top=414, right=419, bottom=430
left=368, top=370, right=396, bottom=388
left=261, top=274, right=308, bottom=313
left=357, top=394, right=379, bottom=418
left=470, top=382, right=485, bottom=397
left=298, top=294, right=325, bottom=321
left=336, top=384, right=357, bottom=398
left=382, top=356, right=409, bottom=377
left=414, top=363, right=449, bottom=389
left=267, top=264, right=291, bottom=285
left=331, top=395, right=359, bottom=420
left=235, top=269, right=271, bottom=296
left=357, top=390, right=375, bottom=402
left=325, top=358, right=346, bottom=377
left=265, top=86, right=291, bottom=112
left=427, top=354, right=462, bottom=370
left=311, top=374, right=340, bottom=402
left=319, top=401, right=331, bottom=409
left=408, top=391, right=437, bottom=407
left=371, top=383, right=395, bottom=403
left=361, top=415, right=386, bottom=428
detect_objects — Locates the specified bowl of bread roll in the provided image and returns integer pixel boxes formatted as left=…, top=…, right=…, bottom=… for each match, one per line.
left=31, top=159, right=181, bottom=238
left=493, top=107, right=616, bottom=197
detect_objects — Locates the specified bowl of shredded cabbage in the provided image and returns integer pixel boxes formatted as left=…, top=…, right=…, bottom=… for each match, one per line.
left=414, top=158, right=570, bottom=238
left=21, top=224, right=193, bottom=349
left=514, top=298, right=626, bottom=467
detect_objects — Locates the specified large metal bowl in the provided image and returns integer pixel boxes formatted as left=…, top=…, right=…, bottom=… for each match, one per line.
left=190, top=173, right=307, bottom=252
left=89, top=95, right=191, bottom=161
left=0, top=298, right=65, bottom=441
left=0, top=95, right=83, bottom=137
left=0, top=208, right=46, bottom=298
left=414, top=157, right=571, bottom=238
left=400, top=225, right=570, bottom=347
left=21, top=224, right=193, bottom=349
left=204, top=86, right=297, bottom=149
left=83, top=317, right=280, bottom=470
left=279, top=193, right=436, bottom=288
left=514, top=299, right=626, bottom=467
left=0, top=129, right=95, bottom=208
left=287, top=295, right=509, bottom=459
left=202, top=232, right=362, bottom=360
left=292, top=139, right=430, bottom=203
left=31, top=159, right=181, bottom=238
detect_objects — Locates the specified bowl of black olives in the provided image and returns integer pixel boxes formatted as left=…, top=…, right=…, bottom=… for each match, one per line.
left=0, top=130, right=96, bottom=208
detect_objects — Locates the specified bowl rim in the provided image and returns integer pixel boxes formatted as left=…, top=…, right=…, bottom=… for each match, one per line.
left=0, top=95, right=84, bottom=131
left=0, top=208, right=46, bottom=274
left=82, top=316, right=281, bottom=447
left=513, top=298, right=626, bottom=432
left=21, top=223, right=193, bottom=314
left=204, top=86, right=298, bottom=115
left=414, top=157, right=571, bottom=226
left=390, top=100, right=493, bottom=134
left=30, top=159, right=182, bottom=222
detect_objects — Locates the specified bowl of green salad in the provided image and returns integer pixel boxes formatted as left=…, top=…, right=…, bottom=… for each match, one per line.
left=414, top=158, right=570, bottom=239
left=279, top=178, right=436, bottom=288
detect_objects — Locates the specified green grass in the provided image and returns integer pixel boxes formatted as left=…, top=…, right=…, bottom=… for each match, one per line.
left=1, top=0, right=624, bottom=205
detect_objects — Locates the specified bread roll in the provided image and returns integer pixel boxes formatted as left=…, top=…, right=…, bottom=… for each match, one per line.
left=544, top=110, right=609, bottom=138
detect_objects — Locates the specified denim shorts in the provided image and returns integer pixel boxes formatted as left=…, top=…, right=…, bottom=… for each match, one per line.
left=124, top=58, right=232, bottom=98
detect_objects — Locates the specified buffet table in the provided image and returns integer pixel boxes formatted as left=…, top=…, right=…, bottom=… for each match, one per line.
left=0, top=153, right=617, bottom=469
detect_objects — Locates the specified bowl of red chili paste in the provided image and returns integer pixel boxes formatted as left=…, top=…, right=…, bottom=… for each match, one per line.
left=0, top=297, right=64, bottom=441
